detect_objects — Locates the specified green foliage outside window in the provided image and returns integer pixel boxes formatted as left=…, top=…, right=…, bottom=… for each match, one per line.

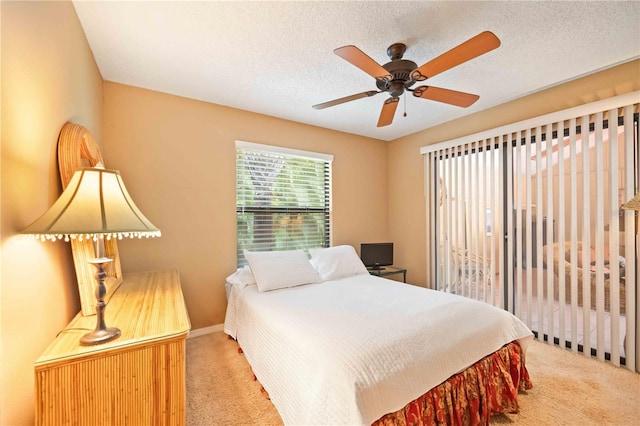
left=236, top=148, right=330, bottom=266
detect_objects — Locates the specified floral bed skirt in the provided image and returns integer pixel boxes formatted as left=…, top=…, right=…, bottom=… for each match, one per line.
left=239, top=339, right=531, bottom=425
left=372, top=341, right=532, bottom=426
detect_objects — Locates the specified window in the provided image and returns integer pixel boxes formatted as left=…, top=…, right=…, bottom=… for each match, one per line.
left=236, top=141, right=332, bottom=266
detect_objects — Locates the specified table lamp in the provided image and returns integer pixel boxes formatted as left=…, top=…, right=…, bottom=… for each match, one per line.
left=21, top=164, right=160, bottom=345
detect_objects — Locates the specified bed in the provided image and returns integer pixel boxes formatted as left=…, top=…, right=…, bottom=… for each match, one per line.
left=224, top=245, right=533, bottom=425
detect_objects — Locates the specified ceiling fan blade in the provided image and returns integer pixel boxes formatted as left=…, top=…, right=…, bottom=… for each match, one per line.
left=377, top=98, right=399, bottom=127
left=334, top=45, right=392, bottom=82
left=312, top=91, right=380, bottom=110
left=412, top=31, right=501, bottom=80
left=413, top=86, right=479, bottom=107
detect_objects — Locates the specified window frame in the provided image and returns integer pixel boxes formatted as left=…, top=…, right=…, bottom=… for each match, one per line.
left=235, top=141, right=333, bottom=266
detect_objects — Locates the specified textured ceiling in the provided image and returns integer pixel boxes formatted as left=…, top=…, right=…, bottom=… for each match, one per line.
left=72, top=1, right=640, bottom=141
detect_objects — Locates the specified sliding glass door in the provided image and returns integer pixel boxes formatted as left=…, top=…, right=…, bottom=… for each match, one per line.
left=511, top=114, right=636, bottom=365
left=430, top=141, right=501, bottom=307
left=423, top=94, right=639, bottom=370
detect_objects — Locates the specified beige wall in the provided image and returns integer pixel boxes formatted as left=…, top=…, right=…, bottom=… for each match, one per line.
left=102, top=82, right=389, bottom=329
left=388, top=59, right=640, bottom=288
left=1, top=1, right=104, bottom=424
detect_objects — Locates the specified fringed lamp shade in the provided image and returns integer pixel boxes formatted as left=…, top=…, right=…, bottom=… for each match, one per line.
left=21, top=164, right=160, bottom=345
left=21, top=166, right=161, bottom=242
left=621, top=192, right=640, bottom=212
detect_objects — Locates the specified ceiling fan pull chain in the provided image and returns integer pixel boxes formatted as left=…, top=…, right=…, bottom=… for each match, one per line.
left=403, top=94, right=407, bottom=117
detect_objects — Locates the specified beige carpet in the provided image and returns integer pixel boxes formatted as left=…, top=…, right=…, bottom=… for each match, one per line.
left=186, top=332, right=640, bottom=425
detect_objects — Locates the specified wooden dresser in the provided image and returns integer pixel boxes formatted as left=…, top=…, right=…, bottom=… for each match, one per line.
left=34, top=269, right=191, bottom=425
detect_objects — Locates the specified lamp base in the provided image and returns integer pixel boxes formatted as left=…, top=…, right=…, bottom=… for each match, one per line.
left=80, top=327, right=121, bottom=346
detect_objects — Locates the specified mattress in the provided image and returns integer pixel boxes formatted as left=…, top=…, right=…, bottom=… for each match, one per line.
left=224, top=273, right=532, bottom=425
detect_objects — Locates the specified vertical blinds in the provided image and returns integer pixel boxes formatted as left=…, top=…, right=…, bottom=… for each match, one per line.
left=235, top=141, right=332, bottom=266
left=422, top=91, right=639, bottom=372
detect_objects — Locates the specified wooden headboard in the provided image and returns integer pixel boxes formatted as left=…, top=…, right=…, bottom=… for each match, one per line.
left=57, top=122, right=123, bottom=316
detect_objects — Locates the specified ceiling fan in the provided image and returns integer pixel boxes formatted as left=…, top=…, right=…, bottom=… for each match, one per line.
left=312, top=31, right=501, bottom=127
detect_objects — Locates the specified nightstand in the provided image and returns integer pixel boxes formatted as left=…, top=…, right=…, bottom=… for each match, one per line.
left=34, top=269, right=190, bottom=425
left=368, top=266, right=407, bottom=283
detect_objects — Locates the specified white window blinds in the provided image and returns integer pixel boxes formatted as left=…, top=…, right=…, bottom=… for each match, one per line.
left=235, top=141, right=332, bottom=266
left=422, top=91, right=639, bottom=371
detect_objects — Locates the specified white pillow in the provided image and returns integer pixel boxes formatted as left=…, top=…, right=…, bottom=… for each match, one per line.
left=308, top=245, right=369, bottom=281
left=243, top=249, right=322, bottom=292
left=226, top=265, right=256, bottom=289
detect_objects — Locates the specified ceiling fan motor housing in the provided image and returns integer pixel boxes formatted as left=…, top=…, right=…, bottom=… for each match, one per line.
left=376, top=43, right=419, bottom=97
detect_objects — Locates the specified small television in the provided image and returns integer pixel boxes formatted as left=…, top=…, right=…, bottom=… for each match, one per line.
left=360, top=243, right=393, bottom=270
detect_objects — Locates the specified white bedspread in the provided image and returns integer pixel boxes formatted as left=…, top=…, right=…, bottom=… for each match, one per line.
left=224, top=274, right=532, bottom=425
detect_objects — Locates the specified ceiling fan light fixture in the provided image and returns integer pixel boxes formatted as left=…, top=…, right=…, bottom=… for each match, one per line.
left=315, top=31, right=500, bottom=126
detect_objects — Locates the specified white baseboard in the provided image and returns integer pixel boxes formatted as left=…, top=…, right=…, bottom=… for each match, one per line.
left=188, top=323, right=224, bottom=339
